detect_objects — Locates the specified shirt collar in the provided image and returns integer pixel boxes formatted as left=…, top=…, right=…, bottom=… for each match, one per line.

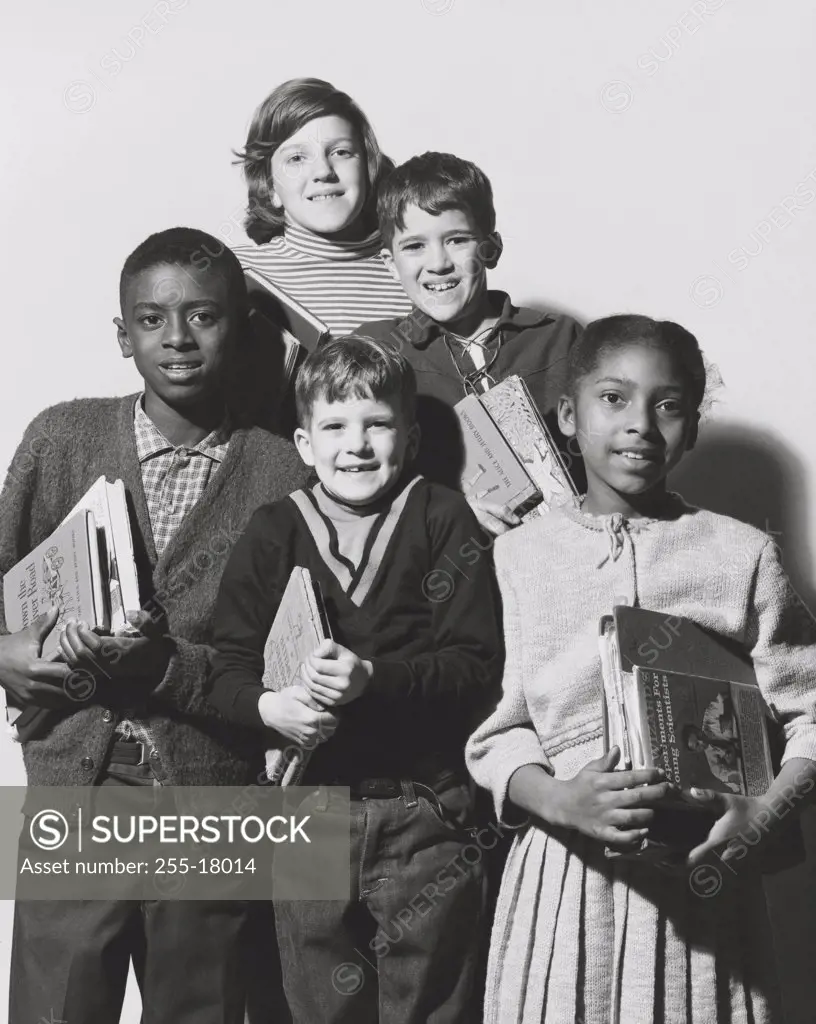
left=282, top=220, right=384, bottom=262
left=394, top=291, right=555, bottom=349
left=133, top=396, right=231, bottom=464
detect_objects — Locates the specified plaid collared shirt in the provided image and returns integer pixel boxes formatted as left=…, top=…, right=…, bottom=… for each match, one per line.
left=117, top=397, right=231, bottom=750
left=134, top=397, right=231, bottom=555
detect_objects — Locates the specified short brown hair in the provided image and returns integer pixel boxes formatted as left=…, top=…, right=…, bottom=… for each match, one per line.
left=295, top=336, right=417, bottom=427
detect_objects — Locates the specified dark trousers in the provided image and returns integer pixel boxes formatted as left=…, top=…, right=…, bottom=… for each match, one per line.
left=274, top=780, right=485, bottom=1024
left=10, top=764, right=250, bottom=1024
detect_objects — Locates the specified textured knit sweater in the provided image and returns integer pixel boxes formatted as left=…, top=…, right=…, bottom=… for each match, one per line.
left=234, top=223, right=412, bottom=338
left=208, top=475, right=503, bottom=781
left=465, top=497, right=816, bottom=1024
left=467, top=496, right=816, bottom=821
left=0, top=395, right=310, bottom=786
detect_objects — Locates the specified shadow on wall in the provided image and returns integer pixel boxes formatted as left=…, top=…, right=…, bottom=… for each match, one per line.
left=670, top=422, right=816, bottom=609
left=671, top=421, right=816, bottom=1024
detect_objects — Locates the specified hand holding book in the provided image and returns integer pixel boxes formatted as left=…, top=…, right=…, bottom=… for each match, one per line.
left=258, top=686, right=338, bottom=748
left=58, top=609, right=173, bottom=687
left=0, top=606, right=75, bottom=711
left=300, top=638, right=373, bottom=707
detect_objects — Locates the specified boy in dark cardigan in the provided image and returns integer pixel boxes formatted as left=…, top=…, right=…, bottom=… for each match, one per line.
left=0, top=228, right=313, bottom=1024
left=207, top=336, right=503, bottom=1024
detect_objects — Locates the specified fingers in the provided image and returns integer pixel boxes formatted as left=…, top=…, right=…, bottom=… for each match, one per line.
left=312, top=638, right=338, bottom=659
left=608, top=807, right=655, bottom=829
left=584, top=747, right=622, bottom=773
left=31, top=604, right=61, bottom=642
left=475, top=500, right=521, bottom=528
left=59, top=621, right=96, bottom=667
left=306, top=654, right=346, bottom=678
left=615, top=781, right=674, bottom=807
left=126, top=609, right=165, bottom=639
left=600, top=768, right=667, bottom=791
left=596, top=825, right=649, bottom=848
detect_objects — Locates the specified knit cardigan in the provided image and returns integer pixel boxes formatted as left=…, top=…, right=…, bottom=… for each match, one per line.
left=467, top=497, right=816, bottom=822
left=0, top=395, right=310, bottom=786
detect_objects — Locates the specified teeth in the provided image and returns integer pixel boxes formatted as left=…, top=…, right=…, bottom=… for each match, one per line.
left=425, top=282, right=458, bottom=292
left=621, top=452, right=645, bottom=460
left=310, top=194, right=341, bottom=201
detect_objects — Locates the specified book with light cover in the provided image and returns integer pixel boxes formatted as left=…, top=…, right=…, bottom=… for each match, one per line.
left=262, top=566, right=331, bottom=786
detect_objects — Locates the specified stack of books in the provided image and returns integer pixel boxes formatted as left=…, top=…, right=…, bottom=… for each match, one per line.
left=3, top=476, right=140, bottom=740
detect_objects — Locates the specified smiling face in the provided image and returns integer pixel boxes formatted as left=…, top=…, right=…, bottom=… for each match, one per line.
left=558, top=342, right=699, bottom=517
left=382, top=204, right=496, bottom=335
left=270, top=114, right=368, bottom=238
left=294, top=392, right=418, bottom=508
left=115, top=262, right=235, bottom=429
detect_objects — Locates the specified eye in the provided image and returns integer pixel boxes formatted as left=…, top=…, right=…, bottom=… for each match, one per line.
left=369, top=420, right=394, bottom=430
left=322, top=422, right=343, bottom=431
left=400, top=242, right=423, bottom=253
left=657, top=398, right=684, bottom=415
left=332, top=146, right=356, bottom=158
left=138, top=315, right=163, bottom=328
left=600, top=391, right=625, bottom=406
left=286, top=153, right=305, bottom=165
left=448, top=235, right=471, bottom=246
left=190, top=311, right=217, bottom=326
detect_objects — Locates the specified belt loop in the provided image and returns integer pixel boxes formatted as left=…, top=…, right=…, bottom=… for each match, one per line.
left=401, top=780, right=417, bottom=808
left=314, top=786, right=329, bottom=813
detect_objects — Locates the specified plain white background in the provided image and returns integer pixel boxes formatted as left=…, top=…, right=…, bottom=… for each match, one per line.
left=2, top=0, right=815, bottom=1020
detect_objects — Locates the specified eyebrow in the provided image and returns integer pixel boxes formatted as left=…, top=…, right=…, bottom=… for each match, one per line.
left=132, top=299, right=222, bottom=312
left=278, top=136, right=357, bottom=154
left=595, top=376, right=684, bottom=392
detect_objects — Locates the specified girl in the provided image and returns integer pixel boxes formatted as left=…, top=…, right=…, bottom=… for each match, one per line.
left=466, top=314, right=816, bottom=1023
left=234, top=77, right=412, bottom=337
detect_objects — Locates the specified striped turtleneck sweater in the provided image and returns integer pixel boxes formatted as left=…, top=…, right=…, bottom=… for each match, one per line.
left=233, top=222, right=413, bottom=338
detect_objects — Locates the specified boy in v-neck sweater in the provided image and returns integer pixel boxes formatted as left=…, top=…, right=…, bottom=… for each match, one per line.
left=208, top=337, right=503, bottom=1023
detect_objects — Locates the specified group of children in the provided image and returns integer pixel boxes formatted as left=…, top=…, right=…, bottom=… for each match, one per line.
left=1, top=75, right=815, bottom=1024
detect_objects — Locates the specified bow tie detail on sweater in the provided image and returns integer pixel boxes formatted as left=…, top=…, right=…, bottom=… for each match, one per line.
left=597, top=513, right=630, bottom=568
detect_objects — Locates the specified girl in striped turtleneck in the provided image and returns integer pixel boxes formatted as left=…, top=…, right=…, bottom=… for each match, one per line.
left=233, top=77, right=412, bottom=338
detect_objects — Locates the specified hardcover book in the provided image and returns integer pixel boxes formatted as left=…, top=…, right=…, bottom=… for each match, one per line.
left=244, top=268, right=331, bottom=400
left=262, top=566, right=331, bottom=786
left=597, top=606, right=787, bottom=863
left=480, top=375, right=578, bottom=518
left=453, top=394, right=541, bottom=516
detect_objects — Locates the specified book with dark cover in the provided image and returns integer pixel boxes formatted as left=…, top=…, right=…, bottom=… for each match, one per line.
left=453, top=394, right=541, bottom=516
left=598, top=606, right=798, bottom=865
left=244, top=268, right=331, bottom=400
left=262, top=566, right=331, bottom=786
left=480, top=375, right=578, bottom=519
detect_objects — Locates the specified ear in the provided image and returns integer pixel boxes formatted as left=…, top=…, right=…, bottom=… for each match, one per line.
left=271, top=191, right=283, bottom=211
left=114, top=317, right=132, bottom=359
left=293, top=426, right=316, bottom=467
left=686, top=412, right=700, bottom=452
left=557, top=394, right=577, bottom=439
left=380, top=248, right=401, bottom=283
left=482, top=231, right=503, bottom=271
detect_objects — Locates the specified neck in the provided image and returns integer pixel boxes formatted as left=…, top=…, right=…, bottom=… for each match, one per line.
left=143, top=391, right=225, bottom=447
left=286, top=218, right=371, bottom=245
left=582, top=481, right=673, bottom=519
left=445, top=293, right=499, bottom=341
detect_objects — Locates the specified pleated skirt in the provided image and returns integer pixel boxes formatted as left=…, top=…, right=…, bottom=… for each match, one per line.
left=484, top=824, right=782, bottom=1024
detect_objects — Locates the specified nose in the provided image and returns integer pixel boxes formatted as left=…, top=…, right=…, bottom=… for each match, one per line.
left=311, top=148, right=337, bottom=182
left=425, top=241, right=454, bottom=275
left=162, top=312, right=194, bottom=349
left=625, top=399, right=658, bottom=437
left=345, top=425, right=372, bottom=454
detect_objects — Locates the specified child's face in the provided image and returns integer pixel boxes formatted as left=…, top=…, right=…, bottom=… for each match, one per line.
left=271, top=115, right=367, bottom=237
left=294, top=392, right=419, bottom=508
left=382, top=205, right=494, bottom=330
left=115, top=263, right=235, bottom=414
left=558, top=343, right=698, bottom=514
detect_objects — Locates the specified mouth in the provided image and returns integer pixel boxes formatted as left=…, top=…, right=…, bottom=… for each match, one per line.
left=423, top=280, right=459, bottom=294
left=614, top=447, right=661, bottom=463
left=308, top=192, right=345, bottom=202
left=159, top=360, right=203, bottom=380
left=339, top=465, right=378, bottom=473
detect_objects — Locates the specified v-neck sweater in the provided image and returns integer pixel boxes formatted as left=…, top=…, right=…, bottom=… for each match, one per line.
left=208, top=476, right=503, bottom=780
left=0, top=395, right=310, bottom=786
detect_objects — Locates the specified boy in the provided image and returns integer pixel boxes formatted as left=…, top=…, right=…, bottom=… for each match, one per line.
left=355, top=151, right=584, bottom=535
left=0, top=228, right=313, bottom=1024
left=207, top=337, right=503, bottom=1023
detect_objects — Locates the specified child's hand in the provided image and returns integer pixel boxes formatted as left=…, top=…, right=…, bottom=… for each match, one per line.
left=686, top=789, right=769, bottom=867
left=58, top=610, right=173, bottom=686
left=467, top=498, right=521, bottom=537
left=258, top=686, right=338, bottom=746
left=300, top=639, right=373, bottom=707
left=0, top=606, right=74, bottom=708
left=554, top=747, right=672, bottom=850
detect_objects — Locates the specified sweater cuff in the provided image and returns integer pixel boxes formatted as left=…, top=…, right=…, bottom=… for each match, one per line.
left=467, top=736, right=553, bottom=826
left=780, top=727, right=816, bottom=766
left=228, top=684, right=266, bottom=729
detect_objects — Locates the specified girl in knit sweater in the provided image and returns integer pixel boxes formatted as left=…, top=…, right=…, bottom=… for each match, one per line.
left=466, top=314, right=816, bottom=1024
left=233, top=77, right=412, bottom=338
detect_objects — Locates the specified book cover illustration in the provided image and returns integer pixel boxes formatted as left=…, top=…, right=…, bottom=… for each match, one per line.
left=453, top=394, right=541, bottom=516
left=2, top=510, right=101, bottom=662
left=262, top=566, right=331, bottom=786
left=635, top=668, right=773, bottom=798
left=480, top=375, right=578, bottom=517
